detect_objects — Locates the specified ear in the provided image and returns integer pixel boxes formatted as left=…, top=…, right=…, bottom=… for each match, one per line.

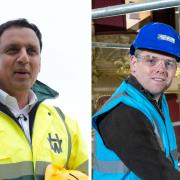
left=130, top=55, right=137, bottom=74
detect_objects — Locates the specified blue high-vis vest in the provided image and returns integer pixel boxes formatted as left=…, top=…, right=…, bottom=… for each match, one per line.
left=92, top=80, right=178, bottom=180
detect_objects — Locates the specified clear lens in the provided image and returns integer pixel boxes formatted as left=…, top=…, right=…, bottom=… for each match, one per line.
left=136, top=54, right=177, bottom=70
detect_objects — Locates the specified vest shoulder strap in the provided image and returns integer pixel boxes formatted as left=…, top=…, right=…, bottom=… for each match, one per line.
left=53, top=106, right=72, bottom=169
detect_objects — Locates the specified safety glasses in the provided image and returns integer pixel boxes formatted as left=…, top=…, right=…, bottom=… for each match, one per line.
left=136, top=54, right=177, bottom=70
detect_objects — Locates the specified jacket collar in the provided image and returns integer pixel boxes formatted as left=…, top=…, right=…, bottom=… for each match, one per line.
left=32, top=80, right=59, bottom=101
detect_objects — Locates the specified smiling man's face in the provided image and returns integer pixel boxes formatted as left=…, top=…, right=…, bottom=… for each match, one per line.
left=130, top=50, right=177, bottom=100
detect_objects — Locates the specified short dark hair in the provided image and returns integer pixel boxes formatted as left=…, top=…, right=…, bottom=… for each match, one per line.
left=0, top=18, right=42, bottom=51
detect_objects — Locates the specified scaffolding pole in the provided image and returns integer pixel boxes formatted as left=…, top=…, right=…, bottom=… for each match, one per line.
left=92, top=42, right=130, bottom=49
left=92, top=0, right=180, bottom=19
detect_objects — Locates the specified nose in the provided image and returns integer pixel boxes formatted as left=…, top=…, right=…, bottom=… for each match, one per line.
left=16, top=48, right=29, bottom=64
left=155, top=60, right=167, bottom=74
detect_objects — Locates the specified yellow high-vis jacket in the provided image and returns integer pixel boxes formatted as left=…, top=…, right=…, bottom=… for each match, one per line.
left=0, top=81, right=88, bottom=180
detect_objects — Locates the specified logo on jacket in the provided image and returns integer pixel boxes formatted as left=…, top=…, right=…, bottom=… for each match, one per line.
left=47, top=133, right=62, bottom=154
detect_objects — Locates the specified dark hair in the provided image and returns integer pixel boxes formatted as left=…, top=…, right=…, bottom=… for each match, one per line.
left=0, top=18, right=42, bottom=51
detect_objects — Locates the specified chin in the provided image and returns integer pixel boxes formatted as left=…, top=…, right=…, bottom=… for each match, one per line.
left=14, top=83, right=32, bottom=91
left=151, top=88, right=165, bottom=95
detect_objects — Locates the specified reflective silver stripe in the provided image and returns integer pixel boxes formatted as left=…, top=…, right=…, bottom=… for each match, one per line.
left=54, top=107, right=72, bottom=168
left=171, top=149, right=178, bottom=160
left=35, top=161, right=50, bottom=175
left=153, top=121, right=164, bottom=151
left=54, top=106, right=65, bottom=120
left=94, top=159, right=129, bottom=173
left=0, top=161, right=33, bottom=179
left=103, top=92, right=124, bottom=107
left=76, top=160, right=88, bottom=175
left=154, top=117, right=178, bottom=162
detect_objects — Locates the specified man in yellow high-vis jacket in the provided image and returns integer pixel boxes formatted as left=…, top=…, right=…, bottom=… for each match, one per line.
left=0, top=18, right=88, bottom=180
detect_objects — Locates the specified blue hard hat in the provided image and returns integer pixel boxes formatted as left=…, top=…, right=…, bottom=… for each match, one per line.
left=130, top=22, right=180, bottom=61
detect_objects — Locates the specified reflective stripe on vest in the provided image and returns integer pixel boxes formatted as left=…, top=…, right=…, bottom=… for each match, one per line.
left=75, top=160, right=89, bottom=174
left=35, top=161, right=50, bottom=176
left=0, top=161, right=53, bottom=179
left=0, top=161, right=34, bottom=179
left=93, top=80, right=178, bottom=179
left=54, top=106, right=72, bottom=169
left=171, top=149, right=178, bottom=161
left=94, top=159, right=129, bottom=173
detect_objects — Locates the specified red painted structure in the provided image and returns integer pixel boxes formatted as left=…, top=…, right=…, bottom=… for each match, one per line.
left=166, top=94, right=180, bottom=153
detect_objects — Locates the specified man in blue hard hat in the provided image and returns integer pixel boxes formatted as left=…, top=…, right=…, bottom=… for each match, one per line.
left=93, top=22, right=180, bottom=180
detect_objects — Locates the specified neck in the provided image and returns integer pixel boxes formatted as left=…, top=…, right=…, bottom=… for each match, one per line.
left=154, top=94, right=161, bottom=103
left=11, top=91, right=29, bottom=109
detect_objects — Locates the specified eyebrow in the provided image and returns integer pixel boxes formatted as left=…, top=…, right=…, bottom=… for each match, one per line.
left=140, top=54, right=176, bottom=61
left=4, top=43, right=40, bottom=50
